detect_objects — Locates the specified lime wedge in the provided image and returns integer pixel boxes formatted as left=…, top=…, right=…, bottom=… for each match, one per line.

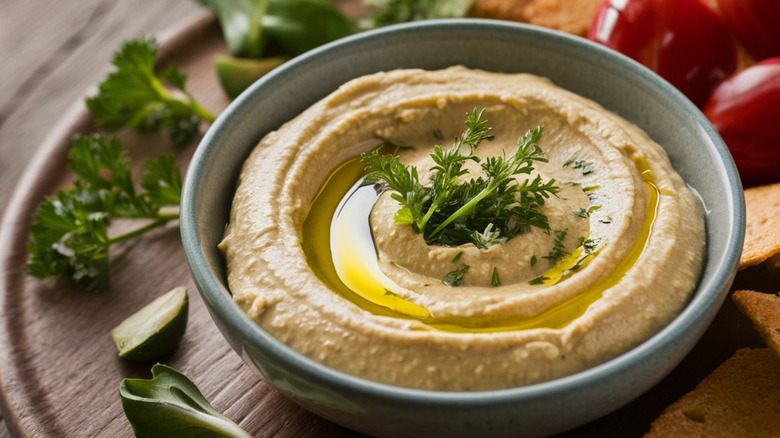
left=215, top=54, right=289, bottom=98
left=111, top=287, right=188, bottom=361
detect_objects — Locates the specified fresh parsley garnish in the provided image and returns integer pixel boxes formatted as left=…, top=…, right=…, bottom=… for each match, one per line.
left=26, top=135, right=181, bottom=291
left=85, top=38, right=216, bottom=146
left=443, top=264, right=470, bottom=286
left=543, top=229, right=569, bottom=263
left=529, top=276, right=548, bottom=285
left=491, top=267, right=501, bottom=287
left=362, top=108, right=559, bottom=248
left=530, top=255, right=537, bottom=266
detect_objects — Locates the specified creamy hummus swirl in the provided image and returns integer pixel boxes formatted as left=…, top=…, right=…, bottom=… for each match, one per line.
left=219, top=66, right=705, bottom=391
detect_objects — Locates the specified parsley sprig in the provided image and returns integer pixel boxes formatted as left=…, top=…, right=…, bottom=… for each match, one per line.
left=362, top=108, right=559, bottom=248
left=26, top=135, right=182, bottom=291
left=85, top=38, right=216, bottom=146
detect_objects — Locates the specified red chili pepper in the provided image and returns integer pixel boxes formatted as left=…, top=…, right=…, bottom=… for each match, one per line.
left=703, top=58, right=780, bottom=188
left=588, top=0, right=737, bottom=108
left=717, top=0, right=780, bottom=61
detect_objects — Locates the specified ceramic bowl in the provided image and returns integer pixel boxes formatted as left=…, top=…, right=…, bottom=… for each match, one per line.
left=181, top=19, right=744, bottom=438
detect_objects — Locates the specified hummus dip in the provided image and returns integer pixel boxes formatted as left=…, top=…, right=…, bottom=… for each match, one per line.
left=219, top=66, right=705, bottom=391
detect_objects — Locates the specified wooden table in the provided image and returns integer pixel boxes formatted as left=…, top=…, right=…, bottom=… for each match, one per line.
left=0, top=1, right=770, bottom=437
left=0, top=1, right=201, bottom=435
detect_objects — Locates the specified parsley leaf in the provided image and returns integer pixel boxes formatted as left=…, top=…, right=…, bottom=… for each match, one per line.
left=362, top=108, right=559, bottom=248
left=85, top=38, right=216, bottom=146
left=443, top=264, right=470, bottom=286
left=26, top=135, right=181, bottom=291
left=543, top=229, right=569, bottom=263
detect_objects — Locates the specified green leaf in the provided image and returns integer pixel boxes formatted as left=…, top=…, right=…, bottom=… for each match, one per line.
left=26, top=135, right=182, bottom=291
left=26, top=190, right=111, bottom=291
left=120, top=364, right=253, bottom=438
left=141, top=154, right=183, bottom=208
left=85, top=37, right=216, bottom=146
left=263, top=0, right=355, bottom=55
left=196, top=0, right=268, bottom=58
left=363, top=0, right=475, bottom=28
left=443, top=264, right=469, bottom=286
left=543, top=229, right=569, bottom=263
left=159, top=64, right=188, bottom=91
left=197, top=0, right=354, bottom=58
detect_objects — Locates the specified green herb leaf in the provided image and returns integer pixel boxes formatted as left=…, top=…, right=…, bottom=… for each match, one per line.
left=120, top=364, right=253, bottom=438
left=196, top=0, right=268, bottom=58
left=582, top=237, right=601, bottom=254
left=574, top=208, right=589, bottom=218
left=529, top=276, right=549, bottom=285
left=26, top=135, right=181, bottom=291
left=530, top=255, right=537, bottom=266
left=197, top=0, right=354, bottom=58
left=85, top=38, right=216, bottom=146
left=362, top=0, right=476, bottom=28
left=543, top=229, right=569, bottom=263
left=491, top=266, right=501, bottom=287
left=262, top=0, right=355, bottom=55
left=443, top=264, right=470, bottom=286
left=362, top=108, right=559, bottom=249
left=451, top=251, right=463, bottom=264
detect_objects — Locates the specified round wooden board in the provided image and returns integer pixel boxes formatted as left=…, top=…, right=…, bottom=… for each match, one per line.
left=0, top=5, right=772, bottom=438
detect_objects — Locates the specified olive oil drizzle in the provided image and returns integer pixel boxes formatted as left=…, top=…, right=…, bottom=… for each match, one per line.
left=301, top=155, right=662, bottom=333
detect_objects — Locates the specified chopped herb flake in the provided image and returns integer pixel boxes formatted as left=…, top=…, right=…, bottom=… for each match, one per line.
left=443, top=265, right=470, bottom=287
left=491, top=267, right=501, bottom=287
left=564, top=159, right=595, bottom=176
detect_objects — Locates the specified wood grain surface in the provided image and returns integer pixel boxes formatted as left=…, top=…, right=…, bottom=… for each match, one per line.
left=0, top=1, right=773, bottom=437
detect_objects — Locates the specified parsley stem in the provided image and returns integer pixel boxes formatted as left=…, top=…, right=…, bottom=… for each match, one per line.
left=107, top=217, right=176, bottom=245
left=151, top=75, right=216, bottom=123
left=190, top=101, right=217, bottom=123
left=429, top=184, right=496, bottom=238
left=419, top=202, right=439, bottom=231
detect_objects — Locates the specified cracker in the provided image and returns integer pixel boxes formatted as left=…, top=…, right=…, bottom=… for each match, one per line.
left=733, top=290, right=780, bottom=361
left=741, top=181, right=780, bottom=270
left=470, top=0, right=602, bottom=36
left=645, top=348, right=780, bottom=437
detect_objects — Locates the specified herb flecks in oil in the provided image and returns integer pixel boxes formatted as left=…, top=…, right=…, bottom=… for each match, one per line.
left=543, top=230, right=569, bottom=263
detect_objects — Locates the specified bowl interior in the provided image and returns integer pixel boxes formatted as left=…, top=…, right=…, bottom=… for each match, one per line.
left=182, top=19, right=744, bottom=436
